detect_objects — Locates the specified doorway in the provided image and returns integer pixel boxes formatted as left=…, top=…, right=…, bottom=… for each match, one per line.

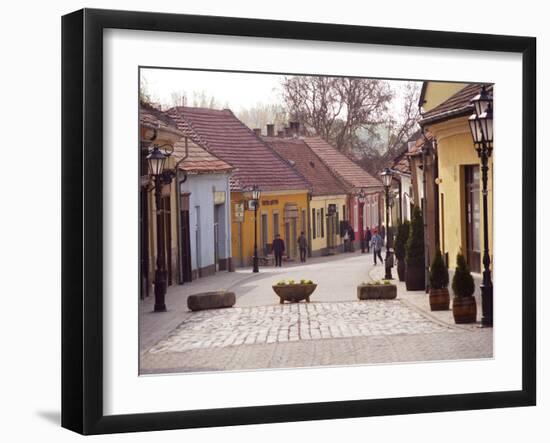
left=465, top=165, right=481, bottom=272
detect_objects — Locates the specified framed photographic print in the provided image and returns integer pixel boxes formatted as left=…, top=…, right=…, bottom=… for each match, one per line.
left=62, top=8, right=536, bottom=435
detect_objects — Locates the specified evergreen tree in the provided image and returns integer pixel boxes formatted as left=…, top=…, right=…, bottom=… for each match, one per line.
left=394, top=220, right=410, bottom=261
left=451, top=253, right=475, bottom=297
left=405, top=206, right=424, bottom=267
left=429, top=249, right=449, bottom=290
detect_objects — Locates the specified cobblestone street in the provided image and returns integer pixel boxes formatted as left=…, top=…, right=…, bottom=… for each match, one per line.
left=140, top=250, right=493, bottom=374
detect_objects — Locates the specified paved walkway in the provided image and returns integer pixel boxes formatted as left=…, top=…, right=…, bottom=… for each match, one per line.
left=140, top=249, right=493, bottom=374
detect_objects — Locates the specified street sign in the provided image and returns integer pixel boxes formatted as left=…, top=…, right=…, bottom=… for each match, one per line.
left=234, top=202, right=244, bottom=221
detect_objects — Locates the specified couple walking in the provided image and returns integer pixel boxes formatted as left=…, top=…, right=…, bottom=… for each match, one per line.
left=271, top=232, right=308, bottom=267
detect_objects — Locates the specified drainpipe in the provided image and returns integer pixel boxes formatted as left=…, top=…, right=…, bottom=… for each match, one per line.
left=421, top=130, right=430, bottom=293
left=174, top=138, right=189, bottom=284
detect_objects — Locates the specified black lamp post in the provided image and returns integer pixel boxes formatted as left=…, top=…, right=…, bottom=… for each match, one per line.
left=358, top=188, right=366, bottom=253
left=249, top=185, right=261, bottom=273
left=146, top=145, right=172, bottom=312
left=380, top=168, right=394, bottom=280
left=468, top=86, right=493, bottom=327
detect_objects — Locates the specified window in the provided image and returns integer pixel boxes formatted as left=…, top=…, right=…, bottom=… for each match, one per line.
left=343, top=204, right=346, bottom=221
left=273, top=212, right=279, bottom=237
left=320, top=208, right=325, bottom=237
left=312, top=208, right=316, bottom=239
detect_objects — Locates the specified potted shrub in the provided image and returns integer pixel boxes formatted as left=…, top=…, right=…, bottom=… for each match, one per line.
left=272, top=279, right=317, bottom=304
left=405, top=206, right=425, bottom=290
left=394, top=220, right=410, bottom=282
left=451, top=253, right=477, bottom=323
left=428, top=249, right=450, bottom=310
left=357, top=280, right=397, bottom=300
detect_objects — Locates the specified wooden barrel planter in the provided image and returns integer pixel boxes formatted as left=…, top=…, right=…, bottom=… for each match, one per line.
left=405, top=263, right=425, bottom=291
left=452, top=296, right=477, bottom=323
left=429, top=288, right=450, bottom=311
left=272, top=284, right=317, bottom=304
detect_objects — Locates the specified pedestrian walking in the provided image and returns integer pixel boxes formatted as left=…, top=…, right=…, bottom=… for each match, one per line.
left=348, top=226, right=355, bottom=252
left=365, top=226, right=372, bottom=253
left=343, top=228, right=350, bottom=252
left=371, top=229, right=384, bottom=265
left=297, top=231, right=308, bottom=263
left=272, top=234, right=285, bottom=267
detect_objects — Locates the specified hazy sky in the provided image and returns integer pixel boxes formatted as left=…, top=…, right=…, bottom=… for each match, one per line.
left=140, top=67, right=421, bottom=115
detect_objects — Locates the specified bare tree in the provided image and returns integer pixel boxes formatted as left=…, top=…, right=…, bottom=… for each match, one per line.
left=282, top=75, right=392, bottom=152
left=237, top=103, right=288, bottom=132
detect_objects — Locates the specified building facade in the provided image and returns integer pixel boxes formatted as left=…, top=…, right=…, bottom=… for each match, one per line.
left=139, top=104, right=233, bottom=300
left=168, top=107, right=310, bottom=266
left=419, top=83, right=494, bottom=272
left=263, top=135, right=348, bottom=257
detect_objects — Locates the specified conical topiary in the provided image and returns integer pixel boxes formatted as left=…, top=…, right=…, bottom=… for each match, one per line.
left=451, top=253, right=475, bottom=297
left=405, top=206, right=424, bottom=267
left=394, top=220, right=410, bottom=262
left=429, top=249, right=449, bottom=290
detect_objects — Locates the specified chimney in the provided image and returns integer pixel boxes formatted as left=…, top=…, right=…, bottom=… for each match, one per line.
left=266, top=124, right=275, bottom=137
left=253, top=128, right=261, bottom=137
left=277, top=130, right=285, bottom=137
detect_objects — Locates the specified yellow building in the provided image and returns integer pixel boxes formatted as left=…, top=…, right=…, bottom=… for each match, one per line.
left=419, top=83, right=493, bottom=271
left=263, top=136, right=348, bottom=256
left=168, top=107, right=310, bottom=266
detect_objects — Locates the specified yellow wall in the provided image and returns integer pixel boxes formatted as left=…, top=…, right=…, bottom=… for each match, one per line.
left=231, top=190, right=309, bottom=266
left=310, top=195, right=347, bottom=253
left=422, top=82, right=468, bottom=112
left=429, top=116, right=493, bottom=270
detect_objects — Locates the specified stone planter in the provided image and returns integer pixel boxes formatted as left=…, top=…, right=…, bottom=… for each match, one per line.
left=187, top=291, right=236, bottom=311
left=405, top=263, right=425, bottom=291
left=452, top=296, right=477, bottom=323
left=272, top=284, right=317, bottom=304
left=357, top=284, right=397, bottom=300
left=397, top=259, right=406, bottom=282
left=429, top=287, right=450, bottom=311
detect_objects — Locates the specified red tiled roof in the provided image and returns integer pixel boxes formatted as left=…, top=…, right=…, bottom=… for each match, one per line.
left=406, top=131, right=434, bottom=156
left=263, top=137, right=347, bottom=196
left=302, top=137, right=382, bottom=191
left=173, top=138, right=233, bottom=174
left=167, top=107, right=310, bottom=192
left=391, top=149, right=411, bottom=175
left=420, top=83, right=492, bottom=125
left=140, top=104, right=232, bottom=175
left=139, top=102, right=176, bottom=129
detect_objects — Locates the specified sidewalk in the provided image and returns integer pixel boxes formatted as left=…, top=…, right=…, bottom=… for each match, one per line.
left=368, top=254, right=485, bottom=331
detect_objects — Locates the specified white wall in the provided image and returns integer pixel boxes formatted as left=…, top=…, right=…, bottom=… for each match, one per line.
left=0, top=1, right=546, bottom=443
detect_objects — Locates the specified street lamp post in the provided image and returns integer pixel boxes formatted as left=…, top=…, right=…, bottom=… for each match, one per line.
left=380, top=168, right=394, bottom=280
left=468, top=85, right=493, bottom=327
left=250, top=185, right=261, bottom=273
left=146, top=145, right=172, bottom=312
left=358, top=188, right=366, bottom=253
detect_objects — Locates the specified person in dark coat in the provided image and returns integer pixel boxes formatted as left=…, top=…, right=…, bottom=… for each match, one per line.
left=297, top=231, right=308, bottom=263
left=348, top=226, right=355, bottom=252
left=272, top=234, right=285, bottom=267
left=365, top=226, right=372, bottom=253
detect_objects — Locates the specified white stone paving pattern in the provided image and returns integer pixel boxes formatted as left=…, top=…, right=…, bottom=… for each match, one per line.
left=147, top=301, right=455, bottom=354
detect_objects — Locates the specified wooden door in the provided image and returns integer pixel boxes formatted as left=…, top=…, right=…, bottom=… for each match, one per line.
left=180, top=194, right=192, bottom=283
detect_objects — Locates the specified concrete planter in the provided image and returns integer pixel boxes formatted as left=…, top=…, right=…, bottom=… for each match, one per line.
left=452, top=296, right=477, bottom=323
left=357, top=284, right=397, bottom=300
left=429, top=287, right=450, bottom=311
left=272, top=284, right=317, bottom=304
left=187, top=291, right=236, bottom=311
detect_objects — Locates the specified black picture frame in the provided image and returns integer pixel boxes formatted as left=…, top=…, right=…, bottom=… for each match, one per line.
left=62, top=8, right=536, bottom=435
